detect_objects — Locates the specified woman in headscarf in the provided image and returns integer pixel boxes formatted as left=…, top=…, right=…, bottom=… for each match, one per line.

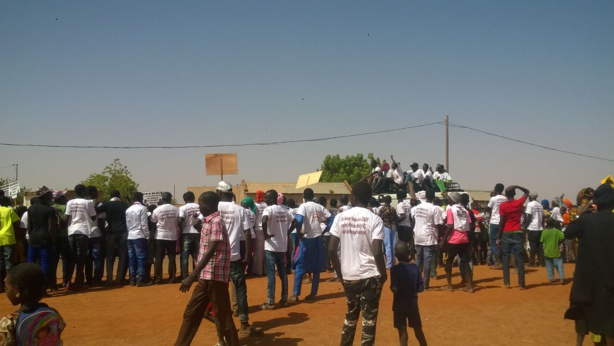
left=564, top=183, right=614, bottom=345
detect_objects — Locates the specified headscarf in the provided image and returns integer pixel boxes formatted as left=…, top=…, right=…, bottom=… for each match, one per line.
left=241, top=197, right=257, bottom=215
left=277, top=193, right=284, bottom=206
left=255, top=190, right=265, bottom=203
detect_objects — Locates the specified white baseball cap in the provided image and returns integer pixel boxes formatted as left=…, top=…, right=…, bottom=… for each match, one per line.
left=216, top=181, right=232, bottom=193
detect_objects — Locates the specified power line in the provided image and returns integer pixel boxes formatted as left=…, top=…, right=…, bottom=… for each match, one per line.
left=449, top=122, right=614, bottom=163
left=0, top=121, right=443, bottom=150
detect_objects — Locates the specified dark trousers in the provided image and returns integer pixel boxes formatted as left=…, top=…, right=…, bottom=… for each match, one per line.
left=54, top=236, right=72, bottom=285
left=106, top=232, right=128, bottom=283
left=397, top=225, right=415, bottom=255
left=229, top=260, right=249, bottom=324
left=445, top=242, right=471, bottom=276
left=154, top=239, right=177, bottom=282
left=180, top=234, right=200, bottom=279
left=527, top=231, right=544, bottom=266
left=340, top=277, right=383, bottom=346
left=68, top=234, right=88, bottom=286
left=0, top=245, right=14, bottom=286
left=86, top=236, right=104, bottom=284
left=175, top=279, right=239, bottom=346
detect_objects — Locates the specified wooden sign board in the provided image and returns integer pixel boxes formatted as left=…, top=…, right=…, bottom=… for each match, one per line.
left=206, top=154, right=238, bottom=176
left=295, top=171, right=322, bottom=189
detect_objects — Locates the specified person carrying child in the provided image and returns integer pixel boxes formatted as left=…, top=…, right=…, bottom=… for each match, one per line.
left=0, top=262, right=65, bottom=345
left=390, top=241, right=427, bottom=346
left=540, top=217, right=565, bottom=284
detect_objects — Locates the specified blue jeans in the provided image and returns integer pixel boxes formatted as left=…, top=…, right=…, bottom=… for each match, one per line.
left=489, top=223, right=500, bottom=262
left=383, top=227, right=397, bottom=268
left=86, top=236, right=104, bottom=284
left=265, top=251, right=288, bottom=305
left=180, top=234, right=200, bottom=279
left=415, top=245, right=435, bottom=288
left=545, top=257, right=564, bottom=281
left=501, top=232, right=525, bottom=287
left=128, top=238, right=148, bottom=282
left=28, top=244, right=55, bottom=285
left=229, top=260, right=249, bottom=323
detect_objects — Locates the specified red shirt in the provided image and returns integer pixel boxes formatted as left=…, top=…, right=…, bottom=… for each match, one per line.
left=199, top=211, right=230, bottom=282
left=499, top=195, right=527, bottom=232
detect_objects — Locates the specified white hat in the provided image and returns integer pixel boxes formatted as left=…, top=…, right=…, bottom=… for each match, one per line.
left=216, top=181, right=232, bottom=193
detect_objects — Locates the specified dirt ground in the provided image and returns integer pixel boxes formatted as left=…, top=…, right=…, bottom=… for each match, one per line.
left=0, top=262, right=580, bottom=345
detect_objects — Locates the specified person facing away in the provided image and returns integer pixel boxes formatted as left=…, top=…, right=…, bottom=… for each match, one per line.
left=178, top=191, right=201, bottom=280
left=524, top=192, right=545, bottom=267
left=99, top=189, right=129, bottom=285
left=487, top=183, right=506, bottom=269
left=411, top=188, right=444, bottom=290
left=497, top=185, right=530, bottom=289
left=391, top=241, right=427, bottom=346
left=26, top=186, right=58, bottom=292
left=151, top=192, right=179, bottom=284
left=125, top=192, right=152, bottom=287
left=329, top=181, right=387, bottom=346
left=0, top=263, right=65, bottom=345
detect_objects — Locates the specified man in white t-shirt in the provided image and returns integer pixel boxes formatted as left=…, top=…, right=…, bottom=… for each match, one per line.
left=524, top=192, right=544, bottom=267
left=329, top=181, right=386, bottom=346
left=289, top=188, right=333, bottom=302
left=249, top=190, right=267, bottom=276
left=487, top=183, right=506, bottom=269
left=126, top=192, right=152, bottom=286
left=412, top=189, right=444, bottom=290
left=151, top=192, right=179, bottom=284
left=261, top=189, right=295, bottom=310
left=178, top=191, right=201, bottom=280
left=65, top=184, right=97, bottom=290
left=85, top=186, right=105, bottom=286
left=215, top=181, right=258, bottom=336
left=396, top=191, right=414, bottom=250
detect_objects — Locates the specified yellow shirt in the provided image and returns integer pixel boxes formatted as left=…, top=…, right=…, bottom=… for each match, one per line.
left=0, top=207, right=19, bottom=246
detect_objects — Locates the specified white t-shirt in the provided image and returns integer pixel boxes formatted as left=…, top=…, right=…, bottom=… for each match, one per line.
left=126, top=202, right=149, bottom=240
left=525, top=200, right=544, bottom=231
left=338, top=205, right=351, bottom=213
left=263, top=204, right=294, bottom=252
left=87, top=200, right=104, bottom=238
left=297, top=201, right=331, bottom=239
left=412, top=202, right=444, bottom=246
left=329, top=207, right=384, bottom=280
left=433, top=172, right=452, bottom=181
left=396, top=199, right=412, bottom=227
left=244, top=208, right=256, bottom=239
left=178, top=202, right=201, bottom=234
left=449, top=204, right=470, bottom=232
left=255, top=202, right=267, bottom=231
left=487, top=195, right=507, bottom=225
left=551, top=207, right=563, bottom=222
left=390, top=167, right=404, bottom=185
left=65, top=198, right=96, bottom=236
left=412, top=169, right=425, bottom=184
left=151, top=204, right=179, bottom=241
left=219, top=201, right=251, bottom=261
left=289, top=208, right=298, bottom=234
left=20, top=211, right=28, bottom=229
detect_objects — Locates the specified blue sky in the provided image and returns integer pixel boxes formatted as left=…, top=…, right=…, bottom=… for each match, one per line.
left=1, top=1, right=613, bottom=201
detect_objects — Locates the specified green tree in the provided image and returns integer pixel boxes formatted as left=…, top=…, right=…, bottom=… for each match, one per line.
left=320, top=153, right=376, bottom=186
left=82, top=159, right=139, bottom=201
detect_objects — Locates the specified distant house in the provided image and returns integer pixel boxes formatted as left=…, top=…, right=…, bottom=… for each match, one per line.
left=188, top=180, right=351, bottom=206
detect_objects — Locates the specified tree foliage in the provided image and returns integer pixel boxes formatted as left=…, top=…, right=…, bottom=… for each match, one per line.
left=82, top=159, right=139, bottom=201
left=320, top=153, right=377, bottom=186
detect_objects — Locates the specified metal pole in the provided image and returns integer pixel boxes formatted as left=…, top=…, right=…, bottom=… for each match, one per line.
left=15, top=164, right=18, bottom=182
left=445, top=115, right=449, bottom=173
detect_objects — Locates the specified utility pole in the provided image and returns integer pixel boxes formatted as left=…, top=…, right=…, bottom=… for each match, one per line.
left=445, top=115, right=449, bottom=173
left=15, top=164, right=18, bottom=182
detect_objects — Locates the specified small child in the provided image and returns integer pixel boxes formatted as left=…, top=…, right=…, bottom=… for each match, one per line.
left=390, top=241, right=427, bottom=346
left=540, top=218, right=565, bottom=284
left=0, top=262, right=65, bottom=345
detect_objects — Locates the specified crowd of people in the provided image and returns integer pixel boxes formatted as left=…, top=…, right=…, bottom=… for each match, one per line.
left=0, top=174, right=612, bottom=345
left=367, top=156, right=453, bottom=194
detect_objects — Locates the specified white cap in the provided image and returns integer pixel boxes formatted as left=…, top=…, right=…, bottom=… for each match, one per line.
left=216, top=181, right=232, bottom=193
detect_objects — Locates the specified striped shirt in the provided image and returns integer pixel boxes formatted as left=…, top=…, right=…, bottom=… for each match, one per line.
left=198, top=211, right=230, bottom=283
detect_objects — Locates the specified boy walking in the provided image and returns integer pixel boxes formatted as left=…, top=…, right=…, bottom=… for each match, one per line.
left=391, top=241, right=427, bottom=346
left=175, top=192, right=238, bottom=346
left=540, top=218, right=565, bottom=284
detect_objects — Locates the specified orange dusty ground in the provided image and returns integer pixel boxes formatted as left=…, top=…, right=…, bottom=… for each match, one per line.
left=0, top=263, right=579, bottom=345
